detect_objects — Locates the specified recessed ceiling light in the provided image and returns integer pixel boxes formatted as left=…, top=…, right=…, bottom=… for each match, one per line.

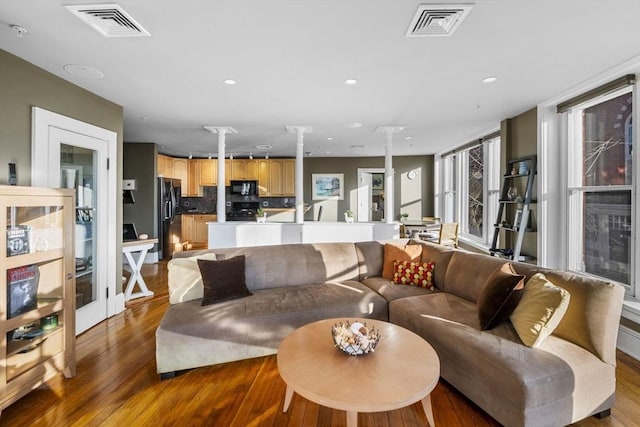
left=404, top=136, right=412, bottom=140
left=327, top=137, right=333, bottom=141
left=345, top=78, right=358, bottom=85
left=344, top=122, right=362, bottom=128
left=482, top=76, right=497, bottom=83
left=223, top=79, right=237, bottom=85
left=63, top=64, right=104, bottom=79
left=254, top=144, right=272, bottom=150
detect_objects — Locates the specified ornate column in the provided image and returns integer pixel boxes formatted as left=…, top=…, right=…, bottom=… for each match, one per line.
left=204, top=126, right=237, bottom=223
left=285, top=125, right=313, bottom=224
left=375, top=126, right=404, bottom=223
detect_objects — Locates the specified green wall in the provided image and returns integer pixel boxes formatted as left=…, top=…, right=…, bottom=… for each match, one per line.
left=501, top=107, right=538, bottom=259
left=303, top=155, right=434, bottom=222
left=123, top=143, right=158, bottom=242
left=0, top=49, right=125, bottom=290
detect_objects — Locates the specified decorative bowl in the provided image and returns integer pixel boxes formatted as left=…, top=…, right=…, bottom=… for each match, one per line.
left=331, top=320, right=381, bottom=356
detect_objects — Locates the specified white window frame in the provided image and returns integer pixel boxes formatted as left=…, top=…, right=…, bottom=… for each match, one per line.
left=436, top=136, right=501, bottom=249
left=565, top=86, right=635, bottom=295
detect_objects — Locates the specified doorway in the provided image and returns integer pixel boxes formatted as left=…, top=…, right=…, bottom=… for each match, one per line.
left=32, top=107, right=118, bottom=334
left=357, top=168, right=386, bottom=222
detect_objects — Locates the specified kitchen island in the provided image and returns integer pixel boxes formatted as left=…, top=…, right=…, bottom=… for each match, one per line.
left=207, top=221, right=399, bottom=249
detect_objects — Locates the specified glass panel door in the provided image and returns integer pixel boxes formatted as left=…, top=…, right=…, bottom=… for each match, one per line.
left=60, top=144, right=97, bottom=309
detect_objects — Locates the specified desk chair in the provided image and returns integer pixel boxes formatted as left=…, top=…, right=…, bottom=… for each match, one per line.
left=421, top=222, right=459, bottom=248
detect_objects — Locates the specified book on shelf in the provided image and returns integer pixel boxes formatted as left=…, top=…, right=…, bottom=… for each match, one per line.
left=6, top=225, right=31, bottom=256
left=7, top=265, right=40, bottom=318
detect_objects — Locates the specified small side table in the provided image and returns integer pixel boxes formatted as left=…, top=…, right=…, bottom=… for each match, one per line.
left=123, top=238, right=158, bottom=301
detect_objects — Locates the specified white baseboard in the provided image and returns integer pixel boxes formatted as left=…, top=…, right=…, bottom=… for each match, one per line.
left=617, top=325, right=640, bottom=361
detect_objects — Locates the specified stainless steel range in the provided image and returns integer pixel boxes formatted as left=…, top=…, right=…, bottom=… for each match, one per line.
left=227, top=201, right=259, bottom=221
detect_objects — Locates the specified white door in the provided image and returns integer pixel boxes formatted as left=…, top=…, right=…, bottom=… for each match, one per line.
left=32, top=107, right=118, bottom=334
left=358, top=168, right=386, bottom=222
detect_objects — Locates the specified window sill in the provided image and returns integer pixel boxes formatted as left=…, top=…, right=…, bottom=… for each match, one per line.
left=622, top=298, right=640, bottom=323
left=457, top=235, right=491, bottom=255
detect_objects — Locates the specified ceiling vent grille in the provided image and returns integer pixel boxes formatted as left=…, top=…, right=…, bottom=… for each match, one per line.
left=405, top=4, right=473, bottom=37
left=65, top=4, right=150, bottom=37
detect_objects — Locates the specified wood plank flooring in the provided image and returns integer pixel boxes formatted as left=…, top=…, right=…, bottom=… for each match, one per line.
left=2, top=261, right=639, bottom=426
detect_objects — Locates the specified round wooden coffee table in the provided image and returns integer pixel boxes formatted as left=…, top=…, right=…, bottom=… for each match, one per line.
left=277, top=318, right=440, bottom=427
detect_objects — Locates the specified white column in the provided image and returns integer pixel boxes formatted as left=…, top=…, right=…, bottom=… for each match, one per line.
left=375, top=126, right=404, bottom=224
left=384, top=134, right=393, bottom=224
left=204, top=126, right=238, bottom=223
left=286, top=126, right=312, bottom=224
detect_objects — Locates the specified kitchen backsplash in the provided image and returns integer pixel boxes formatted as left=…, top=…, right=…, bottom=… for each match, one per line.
left=180, top=186, right=296, bottom=213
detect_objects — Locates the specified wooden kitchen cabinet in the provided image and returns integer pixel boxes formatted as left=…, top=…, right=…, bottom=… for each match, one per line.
left=269, top=160, right=284, bottom=196
left=231, top=159, right=259, bottom=180
left=172, top=158, right=189, bottom=195
left=258, top=160, right=270, bottom=196
left=194, top=215, right=216, bottom=243
left=199, top=159, right=217, bottom=186
left=157, top=154, right=174, bottom=178
left=225, top=160, right=232, bottom=186
left=282, top=159, right=295, bottom=196
left=182, top=214, right=194, bottom=242
left=188, top=160, right=200, bottom=196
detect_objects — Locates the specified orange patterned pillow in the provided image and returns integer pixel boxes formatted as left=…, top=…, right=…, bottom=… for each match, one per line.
left=392, top=260, right=435, bottom=290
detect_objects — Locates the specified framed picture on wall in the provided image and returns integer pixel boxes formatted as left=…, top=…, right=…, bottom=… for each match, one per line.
left=312, top=173, right=344, bottom=200
left=372, top=173, right=384, bottom=190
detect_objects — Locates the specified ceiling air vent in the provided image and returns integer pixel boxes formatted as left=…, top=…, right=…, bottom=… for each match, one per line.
left=405, top=4, right=473, bottom=37
left=65, top=4, right=150, bottom=37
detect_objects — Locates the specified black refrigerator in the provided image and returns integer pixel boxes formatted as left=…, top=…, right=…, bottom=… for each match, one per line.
left=158, top=177, right=182, bottom=259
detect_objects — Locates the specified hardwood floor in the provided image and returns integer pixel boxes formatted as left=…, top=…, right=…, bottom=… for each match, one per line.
left=2, top=261, right=639, bottom=426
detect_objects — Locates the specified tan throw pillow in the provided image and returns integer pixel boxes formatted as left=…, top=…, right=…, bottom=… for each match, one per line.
left=167, top=253, right=217, bottom=304
left=478, top=263, right=525, bottom=330
left=382, top=243, right=423, bottom=279
left=510, top=273, right=571, bottom=348
left=198, top=255, right=253, bottom=306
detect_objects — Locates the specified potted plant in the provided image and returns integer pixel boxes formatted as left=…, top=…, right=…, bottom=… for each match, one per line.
left=256, top=208, right=267, bottom=223
left=399, top=212, right=409, bottom=222
left=344, top=210, right=354, bottom=223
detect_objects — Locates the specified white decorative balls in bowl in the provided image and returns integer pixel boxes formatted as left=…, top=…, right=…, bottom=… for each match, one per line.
left=331, top=320, right=381, bottom=356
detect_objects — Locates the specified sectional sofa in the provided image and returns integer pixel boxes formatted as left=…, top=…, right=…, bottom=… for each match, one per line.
left=155, top=239, right=625, bottom=427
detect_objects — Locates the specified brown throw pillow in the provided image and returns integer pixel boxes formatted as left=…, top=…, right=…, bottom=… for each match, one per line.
left=478, top=263, right=525, bottom=330
left=382, top=243, right=423, bottom=279
left=198, top=255, right=252, bottom=306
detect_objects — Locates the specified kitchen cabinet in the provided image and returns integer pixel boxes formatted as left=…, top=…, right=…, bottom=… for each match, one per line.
left=188, top=160, right=200, bottom=196
left=182, top=214, right=216, bottom=244
left=231, top=159, right=259, bottom=180
left=0, top=186, right=76, bottom=414
left=199, top=159, right=217, bottom=186
left=269, top=160, right=284, bottom=196
left=157, top=154, right=173, bottom=178
left=172, top=158, right=189, bottom=195
left=258, top=160, right=270, bottom=196
left=225, top=160, right=232, bottom=186
left=282, top=159, right=295, bottom=196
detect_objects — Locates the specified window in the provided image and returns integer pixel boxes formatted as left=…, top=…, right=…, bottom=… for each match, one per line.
left=566, top=88, right=634, bottom=293
left=439, top=135, right=500, bottom=247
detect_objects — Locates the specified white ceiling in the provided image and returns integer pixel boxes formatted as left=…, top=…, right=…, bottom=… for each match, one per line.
left=1, top=1, right=639, bottom=158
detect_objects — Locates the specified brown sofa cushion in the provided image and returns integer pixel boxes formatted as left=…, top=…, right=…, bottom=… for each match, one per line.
left=478, top=263, right=525, bottom=330
left=382, top=243, right=422, bottom=279
left=198, top=256, right=253, bottom=305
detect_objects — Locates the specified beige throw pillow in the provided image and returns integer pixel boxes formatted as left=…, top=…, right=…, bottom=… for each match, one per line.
left=167, top=253, right=217, bottom=304
left=510, top=273, right=570, bottom=348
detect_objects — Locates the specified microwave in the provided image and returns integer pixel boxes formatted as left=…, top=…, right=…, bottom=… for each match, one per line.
left=230, top=180, right=258, bottom=196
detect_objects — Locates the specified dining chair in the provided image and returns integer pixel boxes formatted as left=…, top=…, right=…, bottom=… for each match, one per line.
left=421, top=222, right=459, bottom=248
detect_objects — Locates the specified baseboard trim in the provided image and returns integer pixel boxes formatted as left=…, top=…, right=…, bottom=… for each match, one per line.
left=617, top=325, right=640, bottom=361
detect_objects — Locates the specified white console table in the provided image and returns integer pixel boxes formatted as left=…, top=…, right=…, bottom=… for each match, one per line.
left=123, top=238, right=158, bottom=301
